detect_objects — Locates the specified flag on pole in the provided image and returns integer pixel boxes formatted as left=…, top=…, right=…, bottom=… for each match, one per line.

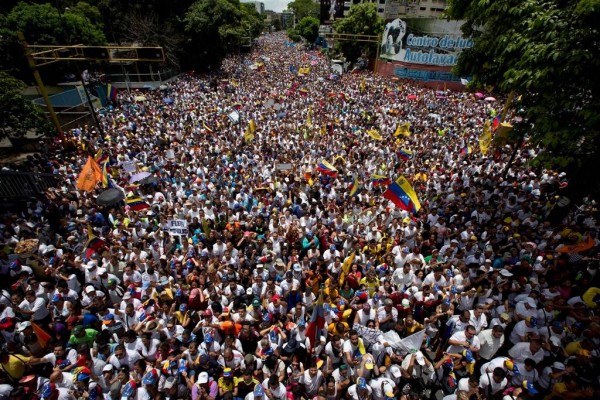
left=76, top=157, right=103, bottom=192
left=249, top=119, right=257, bottom=135
left=101, top=160, right=112, bottom=188
left=360, top=77, right=366, bottom=93
left=107, top=84, right=118, bottom=102
left=316, top=160, right=338, bottom=177
left=31, top=322, right=52, bottom=348
left=306, top=292, right=326, bottom=350
left=83, top=226, right=106, bottom=259
left=383, top=176, right=421, bottom=214
left=306, top=106, right=313, bottom=128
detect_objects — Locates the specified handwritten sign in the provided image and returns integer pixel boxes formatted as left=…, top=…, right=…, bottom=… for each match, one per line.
left=167, top=220, right=188, bottom=236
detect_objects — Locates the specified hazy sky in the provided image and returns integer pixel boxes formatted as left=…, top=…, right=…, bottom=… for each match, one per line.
left=244, top=0, right=291, bottom=13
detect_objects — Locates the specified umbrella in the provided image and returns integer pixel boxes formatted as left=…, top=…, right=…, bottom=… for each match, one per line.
left=134, top=96, right=146, bottom=102
left=163, top=97, right=174, bottom=105
left=485, top=96, right=496, bottom=102
left=407, top=94, right=418, bottom=100
left=96, top=188, right=125, bottom=206
left=130, top=172, right=151, bottom=184
left=139, top=176, right=159, bottom=186
left=475, top=92, right=485, bottom=98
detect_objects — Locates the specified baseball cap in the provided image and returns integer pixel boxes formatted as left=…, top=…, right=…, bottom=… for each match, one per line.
left=552, top=362, right=565, bottom=370
left=254, top=384, right=265, bottom=397
left=415, top=351, right=426, bottom=365
left=102, top=314, right=115, bottom=325
left=389, top=364, right=402, bottom=378
left=364, top=355, right=374, bottom=370
left=523, top=380, right=538, bottom=395
left=51, top=294, right=63, bottom=303
left=142, top=370, right=158, bottom=385
left=41, top=382, right=56, bottom=399
left=85, top=285, right=95, bottom=294
left=357, top=377, right=367, bottom=390
left=198, top=371, right=209, bottom=384
left=102, top=364, right=114, bottom=372
left=204, top=333, right=213, bottom=343
left=16, top=321, right=32, bottom=332
left=223, top=368, right=233, bottom=378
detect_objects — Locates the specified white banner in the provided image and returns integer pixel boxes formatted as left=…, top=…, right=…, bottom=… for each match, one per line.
left=167, top=220, right=188, bottom=236
left=228, top=110, right=240, bottom=124
left=353, top=324, right=382, bottom=345
left=381, top=329, right=426, bottom=354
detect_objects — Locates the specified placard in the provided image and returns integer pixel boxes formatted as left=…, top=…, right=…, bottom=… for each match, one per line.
left=122, top=161, right=137, bottom=173
left=167, top=220, right=188, bottom=236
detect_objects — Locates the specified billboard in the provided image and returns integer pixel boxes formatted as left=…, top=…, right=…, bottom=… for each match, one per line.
left=380, top=18, right=472, bottom=67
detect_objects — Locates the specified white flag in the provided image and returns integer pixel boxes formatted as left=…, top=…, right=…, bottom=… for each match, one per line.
left=381, top=329, right=426, bottom=355
left=460, top=78, right=469, bottom=86
left=228, top=110, right=240, bottom=124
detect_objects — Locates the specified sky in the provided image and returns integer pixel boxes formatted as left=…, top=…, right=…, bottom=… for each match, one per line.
left=243, top=0, right=291, bottom=13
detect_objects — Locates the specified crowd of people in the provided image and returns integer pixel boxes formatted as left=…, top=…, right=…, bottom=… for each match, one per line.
left=0, top=32, right=599, bottom=400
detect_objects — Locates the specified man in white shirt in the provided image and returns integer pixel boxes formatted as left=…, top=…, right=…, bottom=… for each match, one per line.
left=469, top=304, right=488, bottom=334
left=477, top=325, right=505, bottom=363
left=508, top=339, right=545, bottom=364
left=479, top=367, right=508, bottom=397
left=446, top=325, right=481, bottom=355
left=16, top=290, right=50, bottom=324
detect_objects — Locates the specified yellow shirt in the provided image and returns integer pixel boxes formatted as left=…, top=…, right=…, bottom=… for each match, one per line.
left=360, top=277, right=380, bottom=296
left=1, top=354, right=31, bottom=380
left=218, top=376, right=239, bottom=393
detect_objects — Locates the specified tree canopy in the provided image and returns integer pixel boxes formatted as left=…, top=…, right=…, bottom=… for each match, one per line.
left=447, top=0, right=600, bottom=198
left=333, top=3, right=384, bottom=62
left=0, top=72, right=52, bottom=139
left=288, top=16, right=320, bottom=44
left=287, top=0, right=319, bottom=21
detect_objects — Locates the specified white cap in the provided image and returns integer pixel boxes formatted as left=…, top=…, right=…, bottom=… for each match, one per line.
left=102, top=364, right=114, bottom=372
left=197, top=371, right=209, bottom=384
left=500, top=269, right=513, bottom=277
left=85, top=285, right=96, bottom=294
left=415, top=351, right=426, bottom=365
left=97, top=268, right=107, bottom=275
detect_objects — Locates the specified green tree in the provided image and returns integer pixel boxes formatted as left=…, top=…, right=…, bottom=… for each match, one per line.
left=287, top=0, right=319, bottom=21
left=0, top=72, right=52, bottom=139
left=183, top=0, right=244, bottom=70
left=241, top=3, right=266, bottom=40
left=447, top=0, right=600, bottom=199
left=333, top=3, right=384, bottom=62
left=6, top=2, right=105, bottom=45
left=296, top=16, right=320, bottom=44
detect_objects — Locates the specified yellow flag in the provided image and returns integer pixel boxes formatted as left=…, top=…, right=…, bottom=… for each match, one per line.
left=76, top=156, right=103, bottom=192
left=339, top=251, right=356, bottom=286
left=360, top=77, right=366, bottom=93
left=244, top=126, right=254, bottom=143
left=367, top=128, right=382, bottom=141
left=479, top=120, right=492, bottom=155
left=306, top=106, right=313, bottom=128
left=394, top=122, right=411, bottom=137
left=249, top=119, right=257, bottom=135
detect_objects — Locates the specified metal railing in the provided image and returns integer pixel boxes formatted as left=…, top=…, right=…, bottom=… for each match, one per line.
left=0, top=171, right=62, bottom=201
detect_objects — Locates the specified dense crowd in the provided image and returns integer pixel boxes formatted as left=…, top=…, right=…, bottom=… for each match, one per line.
left=0, top=32, right=599, bottom=400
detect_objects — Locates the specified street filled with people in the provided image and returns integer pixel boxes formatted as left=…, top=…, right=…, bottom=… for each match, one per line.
left=0, top=32, right=599, bottom=400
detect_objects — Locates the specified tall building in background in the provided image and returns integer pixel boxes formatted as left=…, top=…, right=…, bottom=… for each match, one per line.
left=254, top=1, right=265, bottom=14
left=281, top=10, right=296, bottom=30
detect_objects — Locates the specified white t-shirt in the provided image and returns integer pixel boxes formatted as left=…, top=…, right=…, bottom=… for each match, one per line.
left=479, top=373, right=507, bottom=395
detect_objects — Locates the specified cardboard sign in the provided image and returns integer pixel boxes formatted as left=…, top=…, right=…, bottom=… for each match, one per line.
left=122, top=161, right=137, bottom=173
left=276, top=163, right=293, bottom=171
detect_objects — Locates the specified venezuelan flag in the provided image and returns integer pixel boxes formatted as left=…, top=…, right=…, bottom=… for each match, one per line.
left=398, top=149, right=413, bottom=161
left=460, top=145, right=472, bottom=156
left=107, top=84, right=117, bottom=102
left=370, top=174, right=391, bottom=186
left=126, top=197, right=150, bottom=211
left=316, top=160, right=338, bottom=177
left=84, top=226, right=106, bottom=259
left=101, top=160, right=113, bottom=188
left=306, top=293, right=326, bottom=350
left=383, top=176, right=421, bottom=214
